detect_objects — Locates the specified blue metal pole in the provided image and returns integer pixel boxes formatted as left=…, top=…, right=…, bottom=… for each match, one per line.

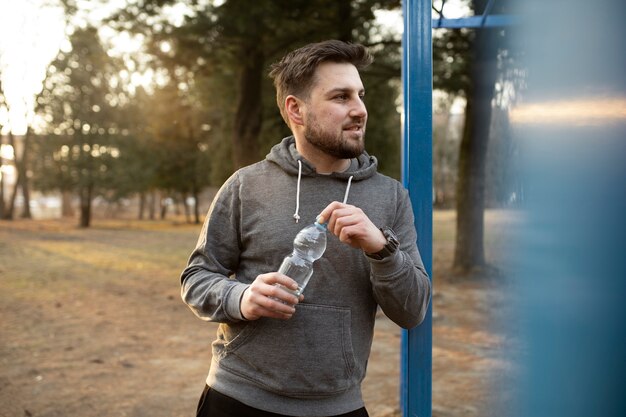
left=401, top=0, right=432, bottom=416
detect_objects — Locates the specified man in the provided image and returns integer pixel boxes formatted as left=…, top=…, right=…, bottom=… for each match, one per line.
left=181, top=40, right=431, bottom=417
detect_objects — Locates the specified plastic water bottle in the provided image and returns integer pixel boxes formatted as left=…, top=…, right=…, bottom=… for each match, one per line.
left=278, top=218, right=327, bottom=296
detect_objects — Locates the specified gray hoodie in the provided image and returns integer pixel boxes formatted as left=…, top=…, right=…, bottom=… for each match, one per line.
left=181, top=136, right=431, bottom=416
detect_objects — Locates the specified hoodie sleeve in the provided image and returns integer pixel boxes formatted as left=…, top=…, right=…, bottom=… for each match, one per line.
left=180, top=173, right=249, bottom=323
left=367, top=185, right=431, bottom=329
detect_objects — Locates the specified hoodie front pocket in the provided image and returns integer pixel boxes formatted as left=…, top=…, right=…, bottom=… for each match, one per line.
left=220, top=303, right=356, bottom=398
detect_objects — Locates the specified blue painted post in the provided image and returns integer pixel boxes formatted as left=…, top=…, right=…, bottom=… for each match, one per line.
left=401, top=0, right=433, bottom=416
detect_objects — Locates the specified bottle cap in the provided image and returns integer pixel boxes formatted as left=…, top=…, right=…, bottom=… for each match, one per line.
left=314, top=215, right=327, bottom=230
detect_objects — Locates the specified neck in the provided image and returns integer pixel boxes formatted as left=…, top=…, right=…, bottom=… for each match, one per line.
left=294, top=135, right=351, bottom=174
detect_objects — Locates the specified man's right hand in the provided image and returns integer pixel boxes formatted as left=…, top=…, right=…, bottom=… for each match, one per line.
left=240, top=273, right=302, bottom=320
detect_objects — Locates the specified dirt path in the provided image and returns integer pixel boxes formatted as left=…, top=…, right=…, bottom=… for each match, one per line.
left=0, top=212, right=516, bottom=417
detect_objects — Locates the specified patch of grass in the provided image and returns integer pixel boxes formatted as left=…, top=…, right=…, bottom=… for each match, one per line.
left=0, top=211, right=522, bottom=417
left=0, top=219, right=202, bottom=304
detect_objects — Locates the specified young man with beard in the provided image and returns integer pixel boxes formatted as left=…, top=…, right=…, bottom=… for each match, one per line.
left=181, top=40, right=431, bottom=417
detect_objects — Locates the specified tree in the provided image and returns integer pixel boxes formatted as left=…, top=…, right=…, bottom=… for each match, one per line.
left=114, top=0, right=403, bottom=179
left=109, top=87, right=159, bottom=220
left=433, top=94, right=463, bottom=208
left=2, top=130, right=33, bottom=220
left=34, top=26, right=125, bottom=227
left=0, top=110, right=31, bottom=220
left=0, top=73, right=25, bottom=220
left=0, top=0, right=68, bottom=220
left=433, top=0, right=518, bottom=273
left=0, top=76, right=6, bottom=219
left=140, top=82, right=213, bottom=224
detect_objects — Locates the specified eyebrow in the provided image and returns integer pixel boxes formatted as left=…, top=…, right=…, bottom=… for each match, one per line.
left=325, top=87, right=366, bottom=96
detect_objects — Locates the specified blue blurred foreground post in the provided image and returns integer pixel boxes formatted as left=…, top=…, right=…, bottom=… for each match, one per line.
left=400, top=0, right=432, bottom=416
left=512, top=1, right=626, bottom=416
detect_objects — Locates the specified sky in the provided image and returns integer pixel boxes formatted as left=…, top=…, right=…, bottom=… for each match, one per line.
left=0, top=0, right=66, bottom=135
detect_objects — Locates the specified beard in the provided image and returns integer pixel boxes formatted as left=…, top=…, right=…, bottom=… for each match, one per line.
left=303, top=115, right=366, bottom=159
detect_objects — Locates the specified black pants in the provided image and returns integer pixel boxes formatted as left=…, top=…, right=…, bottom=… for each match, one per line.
left=196, top=385, right=369, bottom=417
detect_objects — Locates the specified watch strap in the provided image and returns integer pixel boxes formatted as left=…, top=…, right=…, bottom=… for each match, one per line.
left=366, top=227, right=399, bottom=260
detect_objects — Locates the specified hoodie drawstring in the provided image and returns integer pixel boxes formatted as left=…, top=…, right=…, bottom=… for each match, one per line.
left=292, top=159, right=354, bottom=223
left=293, top=160, right=303, bottom=223
left=343, top=176, right=353, bottom=204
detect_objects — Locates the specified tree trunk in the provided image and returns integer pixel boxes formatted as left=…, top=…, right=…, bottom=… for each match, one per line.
left=61, top=190, right=74, bottom=217
left=193, top=189, right=201, bottom=224
left=453, top=26, right=499, bottom=273
left=182, top=193, right=191, bottom=223
left=174, top=195, right=182, bottom=216
left=20, top=131, right=32, bottom=219
left=231, top=42, right=263, bottom=169
left=148, top=190, right=156, bottom=220
left=160, top=196, right=167, bottom=220
left=0, top=92, right=4, bottom=218
left=4, top=173, right=20, bottom=220
left=3, top=132, right=19, bottom=220
left=0, top=146, right=5, bottom=219
left=79, top=184, right=92, bottom=228
left=138, top=192, right=146, bottom=220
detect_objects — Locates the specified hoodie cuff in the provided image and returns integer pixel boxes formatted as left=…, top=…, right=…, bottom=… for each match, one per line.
left=225, top=282, right=250, bottom=321
left=365, top=250, right=405, bottom=279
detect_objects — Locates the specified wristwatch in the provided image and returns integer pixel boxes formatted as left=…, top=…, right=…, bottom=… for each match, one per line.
left=366, top=227, right=399, bottom=260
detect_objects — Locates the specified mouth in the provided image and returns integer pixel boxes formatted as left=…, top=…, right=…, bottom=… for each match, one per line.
left=343, top=124, right=363, bottom=132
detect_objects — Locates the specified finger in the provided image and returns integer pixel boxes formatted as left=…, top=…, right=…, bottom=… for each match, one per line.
left=258, top=273, right=299, bottom=293
left=332, top=207, right=368, bottom=237
left=247, top=303, right=294, bottom=320
left=334, top=224, right=361, bottom=247
left=332, top=212, right=368, bottom=241
left=325, top=206, right=351, bottom=235
left=332, top=212, right=362, bottom=236
left=260, top=294, right=297, bottom=314
left=273, top=273, right=300, bottom=293
left=248, top=288, right=297, bottom=315
left=264, top=283, right=300, bottom=306
left=317, top=201, right=345, bottom=226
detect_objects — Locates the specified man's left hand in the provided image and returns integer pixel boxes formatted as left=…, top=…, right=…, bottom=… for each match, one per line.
left=318, top=201, right=387, bottom=253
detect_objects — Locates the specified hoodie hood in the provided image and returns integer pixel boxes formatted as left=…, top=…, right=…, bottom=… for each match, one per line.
left=266, top=136, right=379, bottom=222
left=266, top=136, right=378, bottom=181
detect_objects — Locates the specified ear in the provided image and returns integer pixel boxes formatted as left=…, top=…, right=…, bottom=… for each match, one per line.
left=285, top=95, right=305, bottom=127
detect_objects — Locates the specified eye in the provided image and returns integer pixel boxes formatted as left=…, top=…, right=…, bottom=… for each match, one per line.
left=334, top=94, right=348, bottom=101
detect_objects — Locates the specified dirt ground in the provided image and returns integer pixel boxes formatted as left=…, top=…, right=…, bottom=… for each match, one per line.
left=0, top=210, right=519, bottom=417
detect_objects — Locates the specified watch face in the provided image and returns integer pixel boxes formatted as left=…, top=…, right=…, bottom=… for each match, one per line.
left=382, top=227, right=399, bottom=250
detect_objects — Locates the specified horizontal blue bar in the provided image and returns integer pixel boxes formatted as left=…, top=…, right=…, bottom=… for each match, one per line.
left=432, top=15, right=519, bottom=29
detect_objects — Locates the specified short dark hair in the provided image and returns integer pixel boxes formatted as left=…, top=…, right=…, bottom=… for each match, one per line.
left=268, top=40, right=373, bottom=126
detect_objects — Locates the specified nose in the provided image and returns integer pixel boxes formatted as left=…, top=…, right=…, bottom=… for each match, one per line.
left=350, top=97, right=367, bottom=119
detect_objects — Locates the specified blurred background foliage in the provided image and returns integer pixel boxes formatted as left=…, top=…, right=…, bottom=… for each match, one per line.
left=1, top=0, right=524, bottom=273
